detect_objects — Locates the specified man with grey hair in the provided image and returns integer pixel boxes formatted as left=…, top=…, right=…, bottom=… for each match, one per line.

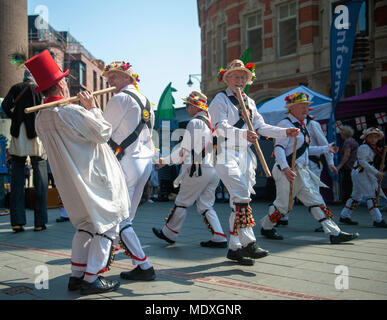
left=2, top=69, right=48, bottom=233
left=209, top=59, right=300, bottom=265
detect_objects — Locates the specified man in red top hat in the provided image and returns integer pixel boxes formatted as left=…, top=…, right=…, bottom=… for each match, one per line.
left=25, top=50, right=131, bottom=295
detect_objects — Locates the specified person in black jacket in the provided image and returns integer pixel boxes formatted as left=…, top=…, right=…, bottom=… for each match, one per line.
left=2, top=70, right=48, bottom=233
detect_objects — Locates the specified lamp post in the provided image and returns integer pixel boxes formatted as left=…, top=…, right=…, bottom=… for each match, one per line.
left=187, top=74, right=201, bottom=87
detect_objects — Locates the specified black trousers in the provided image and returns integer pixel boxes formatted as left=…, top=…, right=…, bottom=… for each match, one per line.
left=341, top=167, right=353, bottom=203
left=10, top=155, right=48, bottom=227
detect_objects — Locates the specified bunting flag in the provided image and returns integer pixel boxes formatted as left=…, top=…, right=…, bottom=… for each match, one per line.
left=320, top=123, right=328, bottom=136
left=375, top=112, right=387, bottom=125
left=355, top=116, right=367, bottom=131
left=335, top=120, right=343, bottom=133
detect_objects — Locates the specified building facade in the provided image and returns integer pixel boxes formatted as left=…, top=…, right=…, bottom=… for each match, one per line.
left=197, top=0, right=387, bottom=104
left=28, top=15, right=110, bottom=109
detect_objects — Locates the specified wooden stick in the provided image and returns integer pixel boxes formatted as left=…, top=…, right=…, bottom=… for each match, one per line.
left=288, top=137, right=298, bottom=211
left=375, top=146, right=387, bottom=207
left=25, top=86, right=116, bottom=114
left=235, top=88, right=271, bottom=177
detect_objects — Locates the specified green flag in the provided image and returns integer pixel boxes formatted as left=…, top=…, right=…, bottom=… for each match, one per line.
left=156, top=82, right=177, bottom=121
left=239, top=47, right=252, bottom=65
left=240, top=47, right=252, bottom=95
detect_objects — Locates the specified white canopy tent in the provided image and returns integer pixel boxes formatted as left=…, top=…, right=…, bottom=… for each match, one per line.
left=257, top=85, right=332, bottom=125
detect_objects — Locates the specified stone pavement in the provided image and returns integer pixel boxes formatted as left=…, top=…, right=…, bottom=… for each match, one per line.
left=0, top=200, right=387, bottom=301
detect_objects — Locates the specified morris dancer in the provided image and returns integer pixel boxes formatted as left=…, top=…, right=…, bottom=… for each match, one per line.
left=208, top=59, right=300, bottom=265
left=103, top=61, right=156, bottom=281
left=276, top=112, right=338, bottom=229
left=152, top=91, right=227, bottom=248
left=260, top=92, right=359, bottom=244
left=25, top=50, right=129, bottom=295
left=339, top=127, right=387, bottom=227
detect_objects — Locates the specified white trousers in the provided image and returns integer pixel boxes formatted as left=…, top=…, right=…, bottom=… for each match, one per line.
left=281, top=161, right=324, bottom=222
left=119, top=156, right=152, bottom=266
left=350, top=170, right=379, bottom=200
left=340, top=169, right=383, bottom=222
left=341, top=198, right=382, bottom=223
left=260, top=165, right=341, bottom=235
left=215, top=148, right=257, bottom=249
left=119, top=220, right=150, bottom=266
left=70, top=223, right=119, bottom=276
left=162, top=166, right=226, bottom=242
left=120, top=156, right=153, bottom=221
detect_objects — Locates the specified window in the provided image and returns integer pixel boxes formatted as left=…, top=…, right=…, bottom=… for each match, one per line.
left=246, top=12, right=263, bottom=62
left=93, top=71, right=97, bottom=91
left=278, top=2, right=297, bottom=57
left=219, top=24, right=228, bottom=68
left=79, top=62, right=86, bottom=86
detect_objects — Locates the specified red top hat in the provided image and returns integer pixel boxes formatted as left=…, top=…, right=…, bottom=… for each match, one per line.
left=24, top=49, right=69, bottom=93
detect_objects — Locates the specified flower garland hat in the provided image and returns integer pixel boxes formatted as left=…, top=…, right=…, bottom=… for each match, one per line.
left=102, top=61, right=140, bottom=84
left=182, top=91, right=208, bottom=111
left=285, top=92, right=313, bottom=109
left=24, top=49, right=69, bottom=93
left=217, top=59, right=256, bottom=85
left=360, top=127, right=384, bottom=140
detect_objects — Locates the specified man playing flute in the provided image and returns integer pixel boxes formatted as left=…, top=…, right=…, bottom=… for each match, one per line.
left=25, top=50, right=131, bottom=295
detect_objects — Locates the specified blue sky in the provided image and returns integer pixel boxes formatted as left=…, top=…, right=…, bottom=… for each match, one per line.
left=27, top=0, right=202, bottom=108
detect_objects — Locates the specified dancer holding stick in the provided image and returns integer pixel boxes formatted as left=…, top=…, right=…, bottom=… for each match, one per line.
left=340, top=128, right=387, bottom=227
left=260, top=92, right=358, bottom=244
left=208, top=59, right=299, bottom=265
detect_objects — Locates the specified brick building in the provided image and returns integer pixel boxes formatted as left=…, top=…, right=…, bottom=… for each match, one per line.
left=197, top=0, right=387, bottom=104
left=28, top=15, right=110, bottom=109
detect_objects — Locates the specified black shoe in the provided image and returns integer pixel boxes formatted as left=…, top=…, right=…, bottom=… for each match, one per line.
left=339, top=217, right=359, bottom=225
left=120, top=265, right=156, bottom=281
left=34, top=225, right=47, bottom=232
left=275, top=220, right=288, bottom=226
left=56, top=217, right=70, bottom=223
left=80, top=276, right=120, bottom=295
left=315, top=226, right=324, bottom=232
left=68, top=275, right=84, bottom=291
left=330, top=232, right=359, bottom=244
left=260, top=228, right=283, bottom=240
left=240, top=242, right=269, bottom=259
left=152, top=227, right=175, bottom=244
left=200, top=240, right=227, bottom=248
left=12, top=225, right=25, bottom=233
left=226, top=249, right=255, bottom=266
left=373, top=220, right=387, bottom=228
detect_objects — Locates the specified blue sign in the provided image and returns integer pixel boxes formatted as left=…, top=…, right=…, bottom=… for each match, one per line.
left=328, top=0, right=364, bottom=144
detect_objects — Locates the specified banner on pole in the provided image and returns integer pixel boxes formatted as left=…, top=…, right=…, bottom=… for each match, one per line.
left=328, top=0, right=364, bottom=144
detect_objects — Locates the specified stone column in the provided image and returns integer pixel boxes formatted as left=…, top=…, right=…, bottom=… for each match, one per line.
left=0, top=0, right=28, bottom=97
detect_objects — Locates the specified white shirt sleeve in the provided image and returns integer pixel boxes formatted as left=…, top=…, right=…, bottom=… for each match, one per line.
left=309, top=121, right=334, bottom=166
left=273, top=120, right=291, bottom=170
left=163, top=121, right=195, bottom=165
